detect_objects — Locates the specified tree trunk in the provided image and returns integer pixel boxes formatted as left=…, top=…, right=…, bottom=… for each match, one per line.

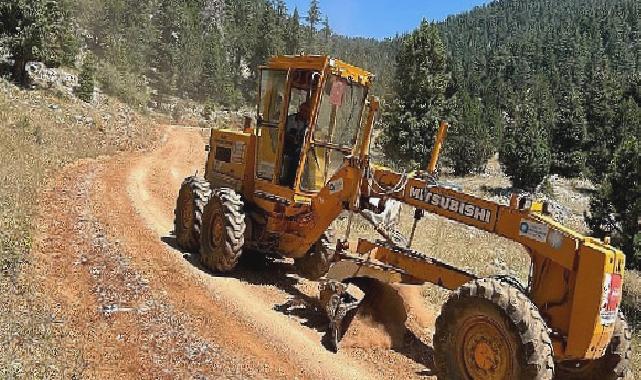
left=12, top=58, right=27, bottom=86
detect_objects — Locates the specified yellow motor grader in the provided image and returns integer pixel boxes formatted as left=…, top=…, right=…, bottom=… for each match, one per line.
left=174, top=55, right=631, bottom=379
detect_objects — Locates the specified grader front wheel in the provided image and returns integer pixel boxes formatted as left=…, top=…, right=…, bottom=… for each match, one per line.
left=174, top=176, right=211, bottom=252
left=434, top=278, right=554, bottom=380
left=200, top=188, right=246, bottom=272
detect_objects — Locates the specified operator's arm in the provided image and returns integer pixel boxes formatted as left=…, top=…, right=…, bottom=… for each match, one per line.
left=283, top=116, right=297, bottom=156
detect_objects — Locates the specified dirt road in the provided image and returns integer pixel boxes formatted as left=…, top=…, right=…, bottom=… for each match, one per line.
left=32, top=126, right=437, bottom=379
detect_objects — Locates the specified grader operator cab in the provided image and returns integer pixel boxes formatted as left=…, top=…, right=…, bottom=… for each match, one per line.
left=174, top=55, right=631, bottom=379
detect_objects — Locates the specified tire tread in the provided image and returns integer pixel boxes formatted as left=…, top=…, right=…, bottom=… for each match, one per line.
left=174, top=176, right=211, bottom=252
left=433, top=278, right=554, bottom=380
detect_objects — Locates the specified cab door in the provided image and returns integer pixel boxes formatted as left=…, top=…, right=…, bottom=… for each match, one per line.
left=255, top=68, right=289, bottom=186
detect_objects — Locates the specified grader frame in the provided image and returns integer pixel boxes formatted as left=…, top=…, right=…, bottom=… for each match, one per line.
left=174, top=55, right=630, bottom=379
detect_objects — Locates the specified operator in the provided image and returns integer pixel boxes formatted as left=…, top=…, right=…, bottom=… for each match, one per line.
left=281, top=101, right=310, bottom=187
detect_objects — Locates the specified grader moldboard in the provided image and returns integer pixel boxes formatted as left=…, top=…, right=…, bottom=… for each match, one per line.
left=174, top=55, right=631, bottom=379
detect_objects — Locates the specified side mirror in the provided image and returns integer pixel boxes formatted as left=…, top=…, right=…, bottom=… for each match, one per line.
left=205, top=144, right=210, bottom=152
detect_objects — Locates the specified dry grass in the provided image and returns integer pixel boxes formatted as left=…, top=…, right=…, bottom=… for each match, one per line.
left=0, top=79, right=158, bottom=378
left=0, top=81, right=156, bottom=272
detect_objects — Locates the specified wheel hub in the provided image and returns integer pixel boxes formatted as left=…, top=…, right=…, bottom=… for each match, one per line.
left=459, top=316, right=513, bottom=380
left=211, top=215, right=224, bottom=246
left=473, top=341, right=497, bottom=370
left=180, top=196, right=193, bottom=230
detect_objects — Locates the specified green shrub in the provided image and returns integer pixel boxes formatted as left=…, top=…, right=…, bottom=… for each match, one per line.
left=447, top=92, right=495, bottom=175
left=499, top=97, right=551, bottom=191
left=379, top=20, right=453, bottom=168
left=96, top=61, right=150, bottom=109
left=76, top=53, right=96, bottom=103
left=587, top=137, right=641, bottom=269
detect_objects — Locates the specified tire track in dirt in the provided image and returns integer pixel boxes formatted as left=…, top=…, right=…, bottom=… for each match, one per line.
left=34, top=159, right=292, bottom=378
left=33, top=126, right=437, bottom=379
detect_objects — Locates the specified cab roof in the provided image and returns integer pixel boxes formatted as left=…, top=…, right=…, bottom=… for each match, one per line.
left=266, top=55, right=374, bottom=87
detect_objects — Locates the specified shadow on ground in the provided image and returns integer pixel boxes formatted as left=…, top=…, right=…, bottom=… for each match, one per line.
left=161, top=235, right=327, bottom=332
left=162, top=234, right=436, bottom=374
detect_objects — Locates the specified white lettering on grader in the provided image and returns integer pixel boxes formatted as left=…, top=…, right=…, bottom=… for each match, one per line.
left=409, top=187, right=492, bottom=224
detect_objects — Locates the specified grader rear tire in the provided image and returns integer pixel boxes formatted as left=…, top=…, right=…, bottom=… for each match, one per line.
left=200, top=188, right=246, bottom=272
left=434, top=278, right=554, bottom=380
left=556, top=312, right=631, bottom=380
left=174, top=176, right=211, bottom=252
left=294, top=231, right=335, bottom=281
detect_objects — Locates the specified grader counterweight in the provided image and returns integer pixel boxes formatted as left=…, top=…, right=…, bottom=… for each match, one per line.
left=173, top=55, right=631, bottom=379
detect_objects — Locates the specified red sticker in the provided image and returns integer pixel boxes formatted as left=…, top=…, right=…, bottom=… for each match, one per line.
left=607, top=274, right=623, bottom=311
left=330, top=79, right=346, bottom=106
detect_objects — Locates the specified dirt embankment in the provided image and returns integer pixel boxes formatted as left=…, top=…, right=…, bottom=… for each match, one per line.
left=30, top=126, right=438, bottom=379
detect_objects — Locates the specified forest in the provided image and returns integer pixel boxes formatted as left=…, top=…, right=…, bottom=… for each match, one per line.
left=436, top=0, right=641, bottom=267
left=1, top=0, right=639, bottom=266
left=67, top=0, right=399, bottom=108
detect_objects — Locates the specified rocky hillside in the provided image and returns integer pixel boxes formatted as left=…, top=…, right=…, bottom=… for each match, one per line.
left=0, top=77, right=160, bottom=376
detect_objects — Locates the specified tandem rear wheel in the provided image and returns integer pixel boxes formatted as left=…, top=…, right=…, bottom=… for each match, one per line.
left=174, top=176, right=211, bottom=252
left=200, top=188, right=246, bottom=272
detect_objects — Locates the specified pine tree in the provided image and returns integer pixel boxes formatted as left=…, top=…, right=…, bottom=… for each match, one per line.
left=91, top=0, right=158, bottom=76
left=379, top=20, right=453, bottom=168
left=253, top=1, right=284, bottom=76
left=617, top=96, right=641, bottom=141
left=322, top=16, right=331, bottom=43
left=499, top=92, right=552, bottom=191
left=0, top=0, right=79, bottom=84
left=147, top=0, right=179, bottom=97
left=306, top=0, right=321, bottom=49
left=285, top=7, right=301, bottom=55
left=201, top=27, right=241, bottom=107
left=587, top=137, right=641, bottom=268
left=447, top=91, right=494, bottom=175
left=530, top=75, right=556, bottom=136
left=550, top=88, right=587, bottom=177
left=174, top=1, right=208, bottom=98
left=274, top=0, right=287, bottom=20
left=223, top=0, right=258, bottom=93
left=584, top=63, right=623, bottom=181
left=76, top=53, right=96, bottom=103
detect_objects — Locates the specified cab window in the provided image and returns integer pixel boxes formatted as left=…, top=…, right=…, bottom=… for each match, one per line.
left=256, top=69, right=288, bottom=181
left=280, top=70, right=319, bottom=188
left=300, top=75, right=368, bottom=192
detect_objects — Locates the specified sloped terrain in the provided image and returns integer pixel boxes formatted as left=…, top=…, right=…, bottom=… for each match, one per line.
left=3, top=115, right=637, bottom=378
left=22, top=126, right=439, bottom=379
